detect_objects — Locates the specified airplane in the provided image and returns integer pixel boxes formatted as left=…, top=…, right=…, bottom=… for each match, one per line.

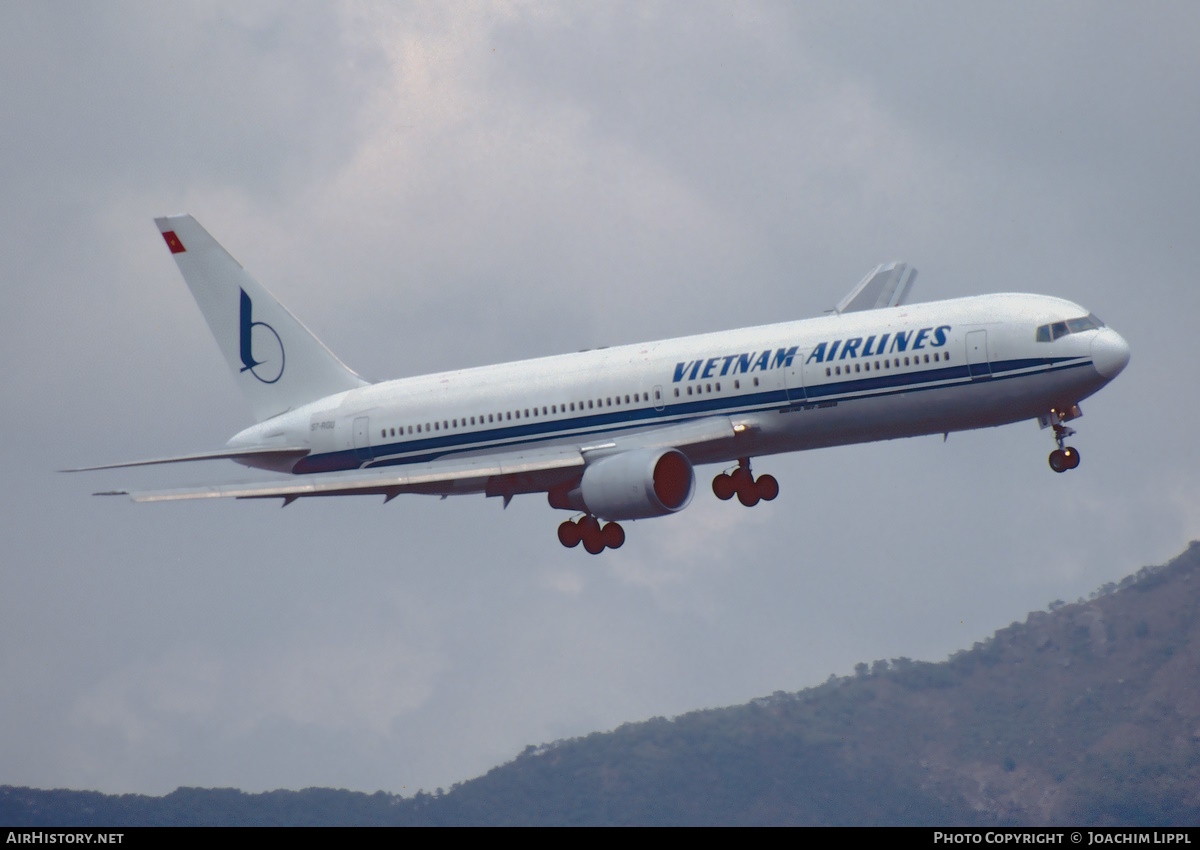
left=69, top=214, right=1131, bottom=554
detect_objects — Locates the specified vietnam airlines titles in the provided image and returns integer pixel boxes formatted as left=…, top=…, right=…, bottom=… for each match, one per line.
left=70, top=215, right=1130, bottom=554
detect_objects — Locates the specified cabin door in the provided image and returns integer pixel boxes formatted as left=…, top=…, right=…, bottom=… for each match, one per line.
left=353, top=416, right=372, bottom=463
left=966, top=330, right=992, bottom=380
left=785, top=351, right=808, bottom=404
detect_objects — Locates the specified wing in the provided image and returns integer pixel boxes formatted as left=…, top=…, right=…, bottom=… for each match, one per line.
left=98, top=416, right=739, bottom=504
left=835, top=262, right=917, bottom=314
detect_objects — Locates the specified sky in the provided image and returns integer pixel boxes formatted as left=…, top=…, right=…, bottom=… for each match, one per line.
left=1, top=1, right=1197, bottom=795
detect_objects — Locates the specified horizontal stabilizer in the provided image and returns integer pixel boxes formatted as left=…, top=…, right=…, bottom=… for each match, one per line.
left=835, top=262, right=917, bottom=314
left=61, top=446, right=309, bottom=473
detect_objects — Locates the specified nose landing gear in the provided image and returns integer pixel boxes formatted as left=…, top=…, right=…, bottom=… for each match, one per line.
left=1048, top=424, right=1081, bottom=473
left=712, top=458, right=778, bottom=506
left=558, top=515, right=625, bottom=554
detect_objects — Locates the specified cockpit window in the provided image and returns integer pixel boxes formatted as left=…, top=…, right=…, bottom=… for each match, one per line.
left=1067, top=313, right=1104, bottom=333
left=1036, top=313, right=1105, bottom=342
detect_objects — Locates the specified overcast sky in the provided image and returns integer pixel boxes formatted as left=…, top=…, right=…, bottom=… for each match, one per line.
left=2, top=2, right=1197, bottom=795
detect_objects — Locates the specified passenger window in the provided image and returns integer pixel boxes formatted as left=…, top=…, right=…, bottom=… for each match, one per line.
left=924, top=354, right=929, bottom=363
left=687, top=386, right=693, bottom=395
left=854, top=363, right=860, bottom=373
left=826, top=368, right=831, bottom=377
left=715, top=383, right=721, bottom=391
left=753, top=377, right=759, bottom=386
left=734, top=380, right=740, bottom=389
left=588, top=400, right=593, bottom=409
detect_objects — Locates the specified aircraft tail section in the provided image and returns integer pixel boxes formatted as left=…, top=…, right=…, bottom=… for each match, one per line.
left=154, top=215, right=368, bottom=422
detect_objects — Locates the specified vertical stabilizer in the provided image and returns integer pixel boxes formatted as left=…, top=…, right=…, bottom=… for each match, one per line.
left=154, top=215, right=368, bottom=422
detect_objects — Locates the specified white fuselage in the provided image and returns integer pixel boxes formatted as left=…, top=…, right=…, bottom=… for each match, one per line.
left=228, top=292, right=1127, bottom=491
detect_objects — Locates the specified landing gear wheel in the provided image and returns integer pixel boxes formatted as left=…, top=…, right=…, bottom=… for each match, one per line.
left=557, top=519, right=582, bottom=548
left=712, top=473, right=735, bottom=501
left=756, top=474, right=779, bottom=501
left=1048, top=421, right=1081, bottom=474
left=737, top=482, right=760, bottom=507
left=578, top=516, right=605, bottom=554
left=601, top=522, right=625, bottom=550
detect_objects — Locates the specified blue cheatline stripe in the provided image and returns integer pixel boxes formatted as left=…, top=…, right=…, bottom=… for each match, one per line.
left=292, top=356, right=1090, bottom=474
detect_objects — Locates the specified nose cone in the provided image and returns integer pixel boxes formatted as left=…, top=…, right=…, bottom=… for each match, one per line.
left=1091, top=328, right=1131, bottom=379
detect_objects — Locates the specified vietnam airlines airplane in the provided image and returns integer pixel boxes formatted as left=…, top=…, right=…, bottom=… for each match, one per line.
left=70, top=215, right=1131, bottom=554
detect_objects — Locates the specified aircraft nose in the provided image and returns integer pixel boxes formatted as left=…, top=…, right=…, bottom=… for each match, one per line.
left=1091, top=328, right=1130, bottom=379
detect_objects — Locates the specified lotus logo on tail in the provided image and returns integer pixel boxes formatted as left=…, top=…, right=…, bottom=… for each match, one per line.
left=239, top=289, right=285, bottom=384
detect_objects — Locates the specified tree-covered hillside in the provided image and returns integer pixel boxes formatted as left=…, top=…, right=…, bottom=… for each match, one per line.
left=5, top=543, right=1199, bottom=826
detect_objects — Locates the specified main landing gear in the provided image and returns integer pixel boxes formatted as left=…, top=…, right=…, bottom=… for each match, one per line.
left=1048, top=423, right=1081, bottom=473
left=712, top=458, right=778, bottom=507
left=558, top=515, right=625, bottom=554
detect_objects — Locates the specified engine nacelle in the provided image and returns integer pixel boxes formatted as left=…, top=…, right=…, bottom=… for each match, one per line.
left=550, top=448, right=696, bottom=521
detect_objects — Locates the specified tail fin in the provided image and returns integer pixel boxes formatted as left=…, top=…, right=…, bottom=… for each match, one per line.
left=154, top=215, right=368, bottom=422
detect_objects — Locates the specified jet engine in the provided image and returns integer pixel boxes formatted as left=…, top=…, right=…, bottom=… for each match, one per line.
left=550, top=447, right=695, bottom=520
